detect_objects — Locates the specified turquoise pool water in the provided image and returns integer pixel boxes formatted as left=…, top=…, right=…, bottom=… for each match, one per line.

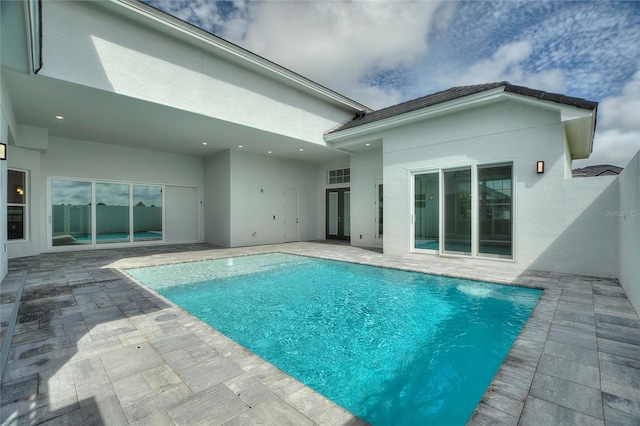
left=127, top=253, right=541, bottom=425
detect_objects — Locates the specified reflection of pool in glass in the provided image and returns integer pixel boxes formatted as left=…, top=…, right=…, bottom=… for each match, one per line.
left=72, top=232, right=162, bottom=243
left=128, top=253, right=541, bottom=425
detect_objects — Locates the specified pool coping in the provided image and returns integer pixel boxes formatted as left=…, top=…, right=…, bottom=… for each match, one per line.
left=1, top=242, right=638, bottom=425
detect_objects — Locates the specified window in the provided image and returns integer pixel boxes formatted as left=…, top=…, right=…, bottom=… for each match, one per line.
left=51, top=179, right=164, bottom=247
left=412, top=162, right=513, bottom=259
left=328, top=168, right=350, bottom=184
left=8, top=170, right=27, bottom=240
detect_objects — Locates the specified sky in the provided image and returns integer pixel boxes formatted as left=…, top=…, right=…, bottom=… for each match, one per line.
left=143, top=0, right=639, bottom=168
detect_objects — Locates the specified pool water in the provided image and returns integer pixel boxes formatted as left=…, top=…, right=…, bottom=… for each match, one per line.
left=127, top=253, right=541, bottom=425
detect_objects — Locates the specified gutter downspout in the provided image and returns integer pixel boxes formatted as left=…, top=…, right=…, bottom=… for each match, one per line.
left=25, top=0, right=43, bottom=74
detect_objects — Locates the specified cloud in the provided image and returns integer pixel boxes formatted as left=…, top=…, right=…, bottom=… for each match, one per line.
left=576, top=70, right=640, bottom=168
left=597, top=70, right=640, bottom=133
left=444, top=40, right=565, bottom=93
left=223, top=0, right=442, bottom=109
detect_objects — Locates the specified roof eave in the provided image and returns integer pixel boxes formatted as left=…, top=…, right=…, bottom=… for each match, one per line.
left=325, top=86, right=507, bottom=143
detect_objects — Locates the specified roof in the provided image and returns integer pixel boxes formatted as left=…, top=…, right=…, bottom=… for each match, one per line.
left=331, top=82, right=598, bottom=133
left=572, top=164, right=623, bottom=177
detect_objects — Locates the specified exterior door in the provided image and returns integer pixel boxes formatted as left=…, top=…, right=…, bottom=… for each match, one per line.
left=326, top=188, right=350, bottom=240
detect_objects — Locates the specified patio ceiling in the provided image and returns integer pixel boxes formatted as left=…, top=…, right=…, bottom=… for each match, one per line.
left=4, top=70, right=350, bottom=163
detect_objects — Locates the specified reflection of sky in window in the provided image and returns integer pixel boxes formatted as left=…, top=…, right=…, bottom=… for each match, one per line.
left=52, top=181, right=162, bottom=207
left=52, top=180, right=91, bottom=205
left=134, top=185, right=162, bottom=207
left=97, top=183, right=129, bottom=206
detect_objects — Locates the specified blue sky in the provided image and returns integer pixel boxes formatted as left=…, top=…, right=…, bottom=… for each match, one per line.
left=143, top=0, right=639, bottom=167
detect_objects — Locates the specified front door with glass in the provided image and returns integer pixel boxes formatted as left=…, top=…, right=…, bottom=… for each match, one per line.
left=326, top=188, right=350, bottom=240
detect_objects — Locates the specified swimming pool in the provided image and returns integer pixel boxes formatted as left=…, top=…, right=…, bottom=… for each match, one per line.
left=127, top=253, right=541, bottom=425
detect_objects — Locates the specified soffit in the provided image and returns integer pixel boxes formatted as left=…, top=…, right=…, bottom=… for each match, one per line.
left=4, top=71, right=349, bottom=162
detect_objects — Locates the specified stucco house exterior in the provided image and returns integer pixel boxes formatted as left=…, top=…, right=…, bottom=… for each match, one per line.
left=1, top=0, right=638, bottom=313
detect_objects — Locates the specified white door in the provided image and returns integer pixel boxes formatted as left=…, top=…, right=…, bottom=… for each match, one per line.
left=284, top=188, right=299, bottom=242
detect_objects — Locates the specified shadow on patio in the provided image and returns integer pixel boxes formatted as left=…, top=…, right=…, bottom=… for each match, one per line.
left=0, top=244, right=222, bottom=424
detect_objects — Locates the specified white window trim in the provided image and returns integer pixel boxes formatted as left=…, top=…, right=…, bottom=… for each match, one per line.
left=7, top=168, right=29, bottom=243
left=47, top=176, right=166, bottom=251
left=409, top=160, right=517, bottom=262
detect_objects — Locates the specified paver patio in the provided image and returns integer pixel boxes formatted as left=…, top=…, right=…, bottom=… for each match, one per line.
left=0, top=243, right=638, bottom=425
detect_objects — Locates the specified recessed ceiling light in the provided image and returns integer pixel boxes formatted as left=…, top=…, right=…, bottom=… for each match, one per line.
left=365, top=143, right=371, bottom=146
left=267, top=151, right=272, bottom=154
left=202, top=142, right=208, bottom=146
left=55, top=115, right=64, bottom=120
left=299, top=148, right=304, bottom=152
left=238, top=145, right=243, bottom=148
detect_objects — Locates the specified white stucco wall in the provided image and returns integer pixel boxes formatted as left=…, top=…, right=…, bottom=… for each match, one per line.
left=350, top=148, right=383, bottom=247
left=7, top=136, right=205, bottom=258
left=39, top=1, right=356, bottom=146
left=229, top=150, right=320, bottom=247
left=204, top=150, right=231, bottom=247
left=380, top=99, right=618, bottom=277
left=618, top=151, right=640, bottom=315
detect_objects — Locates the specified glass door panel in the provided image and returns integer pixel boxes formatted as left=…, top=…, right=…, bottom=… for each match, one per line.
left=133, top=185, right=163, bottom=241
left=326, top=188, right=350, bottom=240
left=414, top=173, right=439, bottom=250
left=96, top=183, right=130, bottom=244
left=478, top=164, right=513, bottom=257
left=51, top=180, right=92, bottom=246
left=328, top=192, right=339, bottom=236
left=443, top=168, right=471, bottom=254
left=343, top=191, right=351, bottom=237
left=377, top=183, right=383, bottom=240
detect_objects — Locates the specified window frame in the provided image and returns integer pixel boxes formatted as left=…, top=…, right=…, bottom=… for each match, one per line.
left=7, top=168, right=29, bottom=242
left=327, top=168, right=351, bottom=185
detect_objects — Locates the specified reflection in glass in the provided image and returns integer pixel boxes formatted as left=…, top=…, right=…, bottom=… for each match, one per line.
left=478, top=164, right=513, bottom=257
left=443, top=168, right=471, bottom=254
left=328, top=192, right=338, bottom=236
left=378, top=184, right=383, bottom=238
left=414, top=173, right=439, bottom=250
left=343, top=191, right=350, bottom=237
left=51, top=180, right=92, bottom=246
left=96, top=182, right=130, bottom=244
left=133, top=185, right=163, bottom=241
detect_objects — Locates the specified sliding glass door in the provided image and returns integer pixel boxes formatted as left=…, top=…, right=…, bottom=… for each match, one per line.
left=443, top=168, right=472, bottom=254
left=133, top=185, right=163, bottom=242
left=50, top=179, right=164, bottom=247
left=478, top=164, right=512, bottom=257
left=52, top=180, right=92, bottom=246
left=412, top=163, right=513, bottom=259
left=96, top=182, right=130, bottom=244
left=414, top=173, right=439, bottom=251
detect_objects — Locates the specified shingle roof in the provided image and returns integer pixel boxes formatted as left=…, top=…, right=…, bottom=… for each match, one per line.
left=572, top=164, right=623, bottom=177
left=330, top=82, right=598, bottom=133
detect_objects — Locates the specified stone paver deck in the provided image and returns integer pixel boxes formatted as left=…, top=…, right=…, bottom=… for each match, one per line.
left=0, top=243, right=638, bottom=425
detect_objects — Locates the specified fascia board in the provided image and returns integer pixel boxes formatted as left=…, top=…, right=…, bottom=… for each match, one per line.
left=106, top=0, right=370, bottom=113
left=325, top=87, right=507, bottom=143
left=501, top=92, right=594, bottom=121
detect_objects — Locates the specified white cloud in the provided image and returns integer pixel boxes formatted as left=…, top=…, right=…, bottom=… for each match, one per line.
left=597, top=70, right=640, bottom=133
left=223, top=0, right=442, bottom=109
left=447, top=40, right=565, bottom=93
left=575, top=70, right=640, bottom=168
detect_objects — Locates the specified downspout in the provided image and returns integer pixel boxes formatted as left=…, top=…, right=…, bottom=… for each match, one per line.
left=25, top=0, right=43, bottom=74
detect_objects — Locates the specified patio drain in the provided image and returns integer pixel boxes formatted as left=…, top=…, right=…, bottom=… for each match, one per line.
left=154, top=313, right=178, bottom=322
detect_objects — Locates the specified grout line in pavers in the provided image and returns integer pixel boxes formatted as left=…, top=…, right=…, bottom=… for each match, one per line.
left=0, top=270, right=27, bottom=381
